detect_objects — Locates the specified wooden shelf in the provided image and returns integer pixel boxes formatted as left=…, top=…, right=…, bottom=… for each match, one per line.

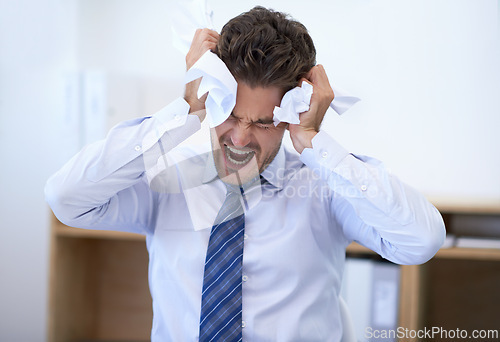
left=54, top=219, right=500, bottom=262
left=345, top=239, right=500, bottom=338
left=347, top=241, right=500, bottom=261
left=431, top=197, right=500, bottom=215
left=49, top=217, right=151, bottom=342
left=49, top=209, right=500, bottom=342
left=52, top=217, right=145, bottom=241
left=346, top=241, right=375, bottom=255
left=54, top=226, right=500, bottom=263
left=435, top=247, right=500, bottom=261
left=424, top=257, right=500, bottom=331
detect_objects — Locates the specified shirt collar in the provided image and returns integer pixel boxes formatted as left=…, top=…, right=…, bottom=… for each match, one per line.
left=202, top=144, right=286, bottom=190
left=260, top=144, right=285, bottom=189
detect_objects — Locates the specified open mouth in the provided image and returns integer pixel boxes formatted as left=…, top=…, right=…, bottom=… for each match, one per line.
left=224, top=145, right=255, bottom=167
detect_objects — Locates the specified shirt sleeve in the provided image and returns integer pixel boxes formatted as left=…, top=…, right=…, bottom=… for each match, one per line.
left=45, top=98, right=201, bottom=235
left=300, top=131, right=446, bottom=265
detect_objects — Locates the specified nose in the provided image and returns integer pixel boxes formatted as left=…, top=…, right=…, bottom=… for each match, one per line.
left=230, top=123, right=252, bottom=147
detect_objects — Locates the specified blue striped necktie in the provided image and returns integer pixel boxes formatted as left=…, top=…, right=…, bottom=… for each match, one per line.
left=199, top=184, right=245, bottom=341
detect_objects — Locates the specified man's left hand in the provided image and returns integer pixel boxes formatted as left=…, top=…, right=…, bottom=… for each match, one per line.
left=288, top=65, right=334, bottom=154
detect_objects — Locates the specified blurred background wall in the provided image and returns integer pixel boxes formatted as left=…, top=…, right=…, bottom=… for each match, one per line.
left=0, top=0, right=498, bottom=341
left=1, top=1, right=78, bottom=341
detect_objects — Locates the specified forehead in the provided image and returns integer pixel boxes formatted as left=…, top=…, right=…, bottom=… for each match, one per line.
left=233, top=83, right=285, bottom=121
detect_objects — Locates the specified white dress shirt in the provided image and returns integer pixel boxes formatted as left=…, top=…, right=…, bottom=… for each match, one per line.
left=45, top=97, right=445, bottom=342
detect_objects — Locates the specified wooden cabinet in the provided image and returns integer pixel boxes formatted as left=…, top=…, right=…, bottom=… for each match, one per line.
left=48, top=217, right=151, bottom=342
left=48, top=208, right=500, bottom=342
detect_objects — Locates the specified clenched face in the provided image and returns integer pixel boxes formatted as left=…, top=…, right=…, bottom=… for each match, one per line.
left=211, top=83, right=287, bottom=185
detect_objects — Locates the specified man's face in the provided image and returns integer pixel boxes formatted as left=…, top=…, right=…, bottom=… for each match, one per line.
left=211, top=83, right=287, bottom=185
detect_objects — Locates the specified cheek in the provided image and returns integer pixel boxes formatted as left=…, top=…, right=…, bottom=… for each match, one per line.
left=255, top=128, right=285, bottom=154
left=213, top=121, right=233, bottom=140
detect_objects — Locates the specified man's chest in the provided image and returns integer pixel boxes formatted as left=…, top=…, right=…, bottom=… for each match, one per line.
left=150, top=183, right=344, bottom=274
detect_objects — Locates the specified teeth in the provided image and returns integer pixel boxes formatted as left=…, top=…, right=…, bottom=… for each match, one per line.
left=225, top=146, right=254, bottom=165
left=227, top=145, right=252, bottom=155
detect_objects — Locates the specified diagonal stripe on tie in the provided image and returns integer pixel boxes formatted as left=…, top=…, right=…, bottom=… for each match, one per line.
left=199, top=185, right=245, bottom=342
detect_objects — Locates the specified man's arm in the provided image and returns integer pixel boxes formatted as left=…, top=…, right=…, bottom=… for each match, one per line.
left=184, top=28, right=219, bottom=116
left=290, top=66, right=446, bottom=265
left=45, top=29, right=219, bottom=234
left=45, top=99, right=201, bottom=234
left=301, top=132, right=445, bottom=264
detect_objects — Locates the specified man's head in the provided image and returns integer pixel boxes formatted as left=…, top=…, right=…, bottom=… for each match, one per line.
left=211, top=6, right=316, bottom=184
left=216, top=6, right=316, bottom=92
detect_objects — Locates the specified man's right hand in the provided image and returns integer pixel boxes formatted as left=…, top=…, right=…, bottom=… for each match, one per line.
left=184, top=28, right=220, bottom=117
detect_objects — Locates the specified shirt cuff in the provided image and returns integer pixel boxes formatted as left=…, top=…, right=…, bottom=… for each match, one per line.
left=300, top=131, right=350, bottom=174
left=142, top=98, right=199, bottom=152
left=153, top=97, right=190, bottom=125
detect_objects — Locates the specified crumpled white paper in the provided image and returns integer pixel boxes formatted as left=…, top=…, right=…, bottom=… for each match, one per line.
left=329, top=86, right=361, bottom=115
left=273, top=82, right=313, bottom=126
left=272, top=82, right=361, bottom=126
left=185, top=51, right=238, bottom=128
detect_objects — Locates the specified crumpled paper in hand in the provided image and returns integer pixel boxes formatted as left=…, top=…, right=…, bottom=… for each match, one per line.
left=184, top=50, right=237, bottom=128
left=272, top=82, right=361, bottom=126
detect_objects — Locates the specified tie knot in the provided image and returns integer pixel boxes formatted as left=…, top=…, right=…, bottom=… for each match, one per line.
left=223, top=174, right=261, bottom=195
left=213, top=184, right=244, bottom=226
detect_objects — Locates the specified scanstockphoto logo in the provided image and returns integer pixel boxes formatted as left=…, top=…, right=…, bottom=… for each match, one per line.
left=365, top=326, right=499, bottom=340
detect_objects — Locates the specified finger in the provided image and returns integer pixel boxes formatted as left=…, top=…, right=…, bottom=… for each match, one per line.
left=304, top=68, right=313, bottom=81
left=311, top=68, right=334, bottom=98
left=310, top=65, right=330, bottom=85
left=199, top=28, right=219, bottom=41
left=206, top=42, right=217, bottom=52
left=298, top=77, right=312, bottom=87
left=307, top=65, right=322, bottom=83
left=192, top=28, right=216, bottom=45
left=201, top=40, right=216, bottom=50
left=205, top=36, right=218, bottom=46
left=207, top=30, right=220, bottom=40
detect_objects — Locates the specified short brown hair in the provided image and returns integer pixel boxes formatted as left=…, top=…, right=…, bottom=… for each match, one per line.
left=215, top=6, right=316, bottom=91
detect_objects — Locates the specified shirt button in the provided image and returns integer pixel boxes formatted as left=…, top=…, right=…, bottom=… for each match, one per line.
left=242, top=275, right=248, bottom=282
left=134, top=145, right=141, bottom=151
left=174, top=114, right=181, bottom=121
left=242, top=320, right=246, bottom=328
left=360, top=185, right=367, bottom=191
left=321, top=151, right=328, bottom=158
left=244, top=234, right=248, bottom=240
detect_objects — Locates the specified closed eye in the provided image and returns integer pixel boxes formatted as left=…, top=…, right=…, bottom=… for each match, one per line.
left=255, top=122, right=273, bottom=130
left=230, top=112, right=275, bottom=130
left=254, top=118, right=275, bottom=130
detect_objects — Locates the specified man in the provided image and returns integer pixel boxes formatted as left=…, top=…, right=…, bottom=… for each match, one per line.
left=45, top=6, right=445, bottom=342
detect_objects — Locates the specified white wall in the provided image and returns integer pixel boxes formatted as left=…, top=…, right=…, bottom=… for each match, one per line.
left=0, top=1, right=498, bottom=341
left=209, top=0, right=500, bottom=206
left=79, top=0, right=500, bottom=206
left=0, top=0, right=77, bottom=341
